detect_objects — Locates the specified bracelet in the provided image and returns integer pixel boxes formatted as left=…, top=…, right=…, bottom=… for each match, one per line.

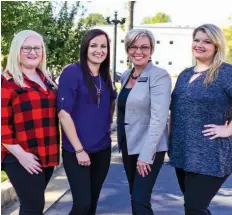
left=75, top=148, right=84, bottom=154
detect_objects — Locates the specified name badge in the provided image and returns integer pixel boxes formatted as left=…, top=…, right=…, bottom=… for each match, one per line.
left=138, top=77, right=148, bottom=82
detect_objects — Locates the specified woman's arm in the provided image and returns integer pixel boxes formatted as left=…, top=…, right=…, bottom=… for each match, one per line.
left=58, top=110, right=84, bottom=151
left=1, top=76, right=42, bottom=174
left=138, top=68, right=172, bottom=169
left=57, top=66, right=91, bottom=166
left=2, top=144, right=42, bottom=174
left=58, top=110, right=91, bottom=166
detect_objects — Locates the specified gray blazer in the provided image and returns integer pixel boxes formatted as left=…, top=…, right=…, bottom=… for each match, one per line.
left=118, top=62, right=172, bottom=164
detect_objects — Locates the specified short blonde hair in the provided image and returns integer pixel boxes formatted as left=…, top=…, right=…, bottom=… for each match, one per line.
left=124, top=29, right=155, bottom=54
left=193, top=24, right=226, bottom=85
left=3, top=30, right=57, bottom=88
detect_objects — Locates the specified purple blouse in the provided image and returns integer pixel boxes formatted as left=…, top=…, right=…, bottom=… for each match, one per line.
left=57, top=63, right=116, bottom=153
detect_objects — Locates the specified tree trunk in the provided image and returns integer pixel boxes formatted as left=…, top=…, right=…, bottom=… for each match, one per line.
left=127, top=1, right=135, bottom=31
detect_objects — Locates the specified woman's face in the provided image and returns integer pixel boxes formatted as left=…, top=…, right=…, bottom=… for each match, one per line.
left=127, top=36, right=151, bottom=68
left=20, top=36, right=43, bottom=70
left=192, top=30, right=217, bottom=63
left=87, top=34, right=108, bottom=65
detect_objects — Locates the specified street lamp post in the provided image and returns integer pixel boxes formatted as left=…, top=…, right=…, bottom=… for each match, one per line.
left=106, top=11, right=126, bottom=83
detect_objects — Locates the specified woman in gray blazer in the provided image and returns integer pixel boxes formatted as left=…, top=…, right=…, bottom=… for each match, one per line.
left=117, top=29, right=172, bottom=215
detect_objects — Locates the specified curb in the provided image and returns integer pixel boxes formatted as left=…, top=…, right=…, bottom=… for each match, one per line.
left=1, top=181, right=17, bottom=208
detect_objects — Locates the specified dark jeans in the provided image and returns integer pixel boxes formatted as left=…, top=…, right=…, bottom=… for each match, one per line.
left=121, top=139, right=165, bottom=215
left=2, top=156, right=54, bottom=215
left=175, top=168, right=229, bottom=215
left=62, top=146, right=111, bottom=215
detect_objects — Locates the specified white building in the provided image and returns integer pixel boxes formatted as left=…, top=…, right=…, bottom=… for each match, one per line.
left=94, top=23, right=196, bottom=77
left=136, top=23, right=195, bottom=76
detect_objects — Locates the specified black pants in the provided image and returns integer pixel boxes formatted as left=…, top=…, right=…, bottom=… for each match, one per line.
left=175, top=168, right=229, bottom=215
left=121, top=139, right=165, bottom=215
left=2, top=156, right=54, bottom=215
left=62, top=146, right=111, bottom=215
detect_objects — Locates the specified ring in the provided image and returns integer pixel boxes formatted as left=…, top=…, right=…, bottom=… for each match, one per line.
left=136, top=166, right=139, bottom=169
left=143, top=167, right=147, bottom=170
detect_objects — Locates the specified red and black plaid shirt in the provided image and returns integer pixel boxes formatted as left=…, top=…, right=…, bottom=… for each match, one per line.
left=1, top=71, right=60, bottom=167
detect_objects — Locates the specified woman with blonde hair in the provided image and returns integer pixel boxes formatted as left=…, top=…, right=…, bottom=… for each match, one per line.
left=169, top=24, right=232, bottom=215
left=1, top=30, right=60, bottom=215
left=117, top=29, right=171, bottom=215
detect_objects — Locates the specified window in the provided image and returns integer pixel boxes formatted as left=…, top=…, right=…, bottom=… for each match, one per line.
left=121, top=39, right=124, bottom=43
left=169, top=41, right=174, bottom=44
left=168, top=61, right=172, bottom=65
left=155, top=61, right=159, bottom=65
left=120, top=60, right=124, bottom=63
left=156, top=40, right=160, bottom=44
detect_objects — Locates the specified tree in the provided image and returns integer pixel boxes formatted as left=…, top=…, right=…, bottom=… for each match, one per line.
left=223, top=17, right=232, bottom=64
left=1, top=1, right=54, bottom=54
left=1, top=1, right=90, bottom=76
left=81, top=13, right=107, bottom=27
left=127, top=1, right=136, bottom=30
left=141, top=12, right=171, bottom=24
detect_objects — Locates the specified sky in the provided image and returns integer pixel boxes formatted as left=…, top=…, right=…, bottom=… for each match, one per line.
left=83, top=0, right=232, bottom=26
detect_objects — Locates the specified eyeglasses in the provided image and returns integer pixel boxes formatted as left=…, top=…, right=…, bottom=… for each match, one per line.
left=21, top=46, right=43, bottom=54
left=128, top=45, right=151, bottom=53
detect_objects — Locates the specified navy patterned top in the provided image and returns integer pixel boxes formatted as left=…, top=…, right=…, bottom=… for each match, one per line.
left=170, top=62, right=232, bottom=177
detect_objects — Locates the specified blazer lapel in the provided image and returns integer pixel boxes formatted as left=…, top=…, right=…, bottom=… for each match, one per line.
left=119, top=62, right=154, bottom=94
left=139, top=62, right=153, bottom=78
left=119, top=69, right=131, bottom=94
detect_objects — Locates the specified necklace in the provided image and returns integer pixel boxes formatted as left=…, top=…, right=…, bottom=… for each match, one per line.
left=130, top=69, right=141, bottom=80
left=130, top=73, right=140, bottom=80
left=93, top=75, right=101, bottom=108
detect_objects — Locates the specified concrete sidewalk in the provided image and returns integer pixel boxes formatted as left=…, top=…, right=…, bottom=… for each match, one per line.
left=45, top=163, right=232, bottom=215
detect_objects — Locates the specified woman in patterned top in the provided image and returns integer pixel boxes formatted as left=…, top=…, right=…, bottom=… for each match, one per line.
left=169, top=24, right=232, bottom=215
left=1, top=30, right=60, bottom=215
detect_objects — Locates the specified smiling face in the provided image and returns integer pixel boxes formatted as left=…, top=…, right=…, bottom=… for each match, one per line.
left=87, top=34, right=108, bottom=65
left=192, top=30, right=217, bottom=63
left=20, top=36, right=43, bottom=70
left=127, top=36, right=151, bottom=68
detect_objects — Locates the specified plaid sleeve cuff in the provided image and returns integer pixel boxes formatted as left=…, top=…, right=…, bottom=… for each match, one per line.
left=1, top=135, right=17, bottom=145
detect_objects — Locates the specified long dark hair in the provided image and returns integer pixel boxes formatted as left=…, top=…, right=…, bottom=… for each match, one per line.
left=80, top=29, right=113, bottom=103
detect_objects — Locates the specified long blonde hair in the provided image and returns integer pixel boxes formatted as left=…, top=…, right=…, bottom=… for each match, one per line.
left=193, top=24, right=226, bottom=85
left=3, top=30, right=57, bottom=89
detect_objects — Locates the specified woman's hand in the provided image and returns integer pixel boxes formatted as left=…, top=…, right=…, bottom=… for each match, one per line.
left=18, top=152, right=43, bottom=174
left=136, top=160, right=152, bottom=177
left=202, top=121, right=232, bottom=139
left=76, top=151, right=91, bottom=166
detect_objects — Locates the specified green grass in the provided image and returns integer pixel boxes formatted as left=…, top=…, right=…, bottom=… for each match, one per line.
left=1, top=171, right=8, bottom=182
left=115, top=82, right=121, bottom=92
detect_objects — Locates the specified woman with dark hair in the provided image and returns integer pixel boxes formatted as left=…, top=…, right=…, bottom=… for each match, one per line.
left=57, top=29, right=116, bottom=215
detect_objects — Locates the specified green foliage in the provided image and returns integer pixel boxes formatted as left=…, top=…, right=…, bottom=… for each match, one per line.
left=121, top=23, right=125, bottom=32
left=141, top=12, right=170, bottom=24
left=223, top=18, right=232, bottom=64
left=80, top=13, right=107, bottom=27
left=1, top=1, right=90, bottom=77
left=1, top=55, right=8, bottom=71
left=1, top=171, right=8, bottom=182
